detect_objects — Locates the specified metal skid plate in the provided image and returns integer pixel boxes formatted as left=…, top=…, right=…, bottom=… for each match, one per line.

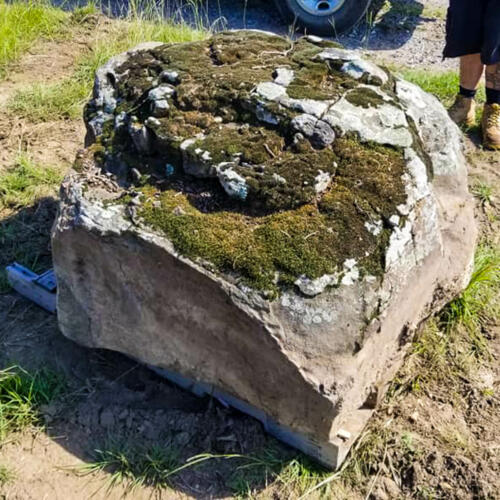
left=6, top=263, right=57, bottom=313
left=148, top=363, right=344, bottom=469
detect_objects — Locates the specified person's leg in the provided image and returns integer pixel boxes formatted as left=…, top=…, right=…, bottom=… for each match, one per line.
left=460, top=54, right=484, bottom=91
left=485, top=63, right=500, bottom=99
left=449, top=55, right=484, bottom=126
left=482, top=62, right=500, bottom=149
left=480, top=0, right=500, bottom=148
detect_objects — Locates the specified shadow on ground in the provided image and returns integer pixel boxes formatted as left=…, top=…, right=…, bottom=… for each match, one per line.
left=0, top=290, right=312, bottom=497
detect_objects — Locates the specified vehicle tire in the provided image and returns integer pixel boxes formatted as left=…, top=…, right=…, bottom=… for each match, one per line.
left=274, top=0, right=371, bottom=36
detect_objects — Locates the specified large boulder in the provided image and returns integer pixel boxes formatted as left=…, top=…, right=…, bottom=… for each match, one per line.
left=52, top=31, right=477, bottom=468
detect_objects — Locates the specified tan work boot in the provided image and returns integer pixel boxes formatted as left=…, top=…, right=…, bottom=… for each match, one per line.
left=482, top=103, right=500, bottom=150
left=448, top=95, right=476, bottom=127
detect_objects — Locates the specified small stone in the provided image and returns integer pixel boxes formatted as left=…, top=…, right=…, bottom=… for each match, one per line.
left=291, top=114, right=316, bottom=137
left=272, top=173, right=287, bottom=185
left=217, top=165, right=248, bottom=200
left=87, top=111, right=114, bottom=141
left=100, top=408, right=115, bottom=428
left=114, top=111, right=128, bottom=130
left=128, top=121, right=151, bottom=153
left=409, top=411, right=419, bottom=423
left=273, top=67, right=294, bottom=87
left=173, top=431, right=190, bottom=446
left=388, top=215, right=400, bottom=227
left=152, top=99, right=169, bottom=117
left=283, top=98, right=329, bottom=118
left=291, top=114, right=335, bottom=148
left=295, top=274, right=339, bottom=296
left=145, top=116, right=161, bottom=128
left=341, top=60, right=388, bottom=86
left=306, top=35, right=323, bottom=44
left=365, top=220, right=383, bottom=236
left=148, top=84, right=175, bottom=101
left=255, top=81, right=287, bottom=101
left=337, top=429, right=351, bottom=440
left=293, top=132, right=305, bottom=145
left=118, top=409, right=129, bottom=420
left=165, top=164, right=175, bottom=176
left=173, top=205, right=186, bottom=216
left=160, top=70, right=180, bottom=84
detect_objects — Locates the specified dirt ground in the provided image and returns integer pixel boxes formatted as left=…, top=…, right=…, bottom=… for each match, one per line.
left=0, top=5, right=499, bottom=500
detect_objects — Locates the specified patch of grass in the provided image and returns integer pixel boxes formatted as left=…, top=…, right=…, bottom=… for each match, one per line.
left=0, top=154, right=63, bottom=210
left=228, top=447, right=332, bottom=499
left=440, top=244, right=500, bottom=337
left=82, top=440, right=335, bottom=498
left=0, top=464, right=13, bottom=485
left=387, top=1, right=422, bottom=18
left=0, top=366, right=66, bottom=441
left=69, top=1, right=98, bottom=24
left=8, top=78, right=89, bottom=121
left=82, top=440, right=181, bottom=492
left=7, top=3, right=207, bottom=123
left=80, top=439, right=244, bottom=493
left=472, top=181, right=493, bottom=205
left=421, top=6, right=447, bottom=19
left=0, top=0, right=67, bottom=78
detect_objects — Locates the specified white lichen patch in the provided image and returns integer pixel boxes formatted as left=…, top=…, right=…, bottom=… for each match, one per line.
left=341, top=259, right=359, bottom=286
left=217, top=164, right=248, bottom=200
left=316, top=48, right=389, bottom=85
left=364, top=219, right=383, bottom=236
left=395, top=79, right=465, bottom=176
left=294, top=273, right=340, bottom=297
left=256, top=82, right=287, bottom=101
left=273, top=67, right=294, bottom=87
left=323, top=98, right=413, bottom=148
left=314, top=170, right=332, bottom=194
left=385, top=222, right=414, bottom=270
left=280, top=292, right=337, bottom=325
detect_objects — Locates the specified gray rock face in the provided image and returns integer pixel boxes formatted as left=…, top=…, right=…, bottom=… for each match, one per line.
left=53, top=31, right=477, bottom=469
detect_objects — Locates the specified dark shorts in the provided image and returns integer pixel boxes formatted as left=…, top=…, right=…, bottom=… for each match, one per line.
left=444, top=0, right=500, bottom=65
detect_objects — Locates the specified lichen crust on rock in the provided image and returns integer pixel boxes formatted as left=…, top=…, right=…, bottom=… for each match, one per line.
left=53, top=31, right=477, bottom=468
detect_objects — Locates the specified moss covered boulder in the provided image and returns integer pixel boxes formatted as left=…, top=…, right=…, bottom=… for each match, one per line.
left=52, top=32, right=477, bottom=468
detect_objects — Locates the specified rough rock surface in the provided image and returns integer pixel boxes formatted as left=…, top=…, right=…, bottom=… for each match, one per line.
left=52, top=31, right=477, bottom=467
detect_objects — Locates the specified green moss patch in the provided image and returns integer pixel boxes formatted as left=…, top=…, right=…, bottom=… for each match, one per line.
left=344, top=87, right=390, bottom=109
left=134, top=139, right=406, bottom=294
